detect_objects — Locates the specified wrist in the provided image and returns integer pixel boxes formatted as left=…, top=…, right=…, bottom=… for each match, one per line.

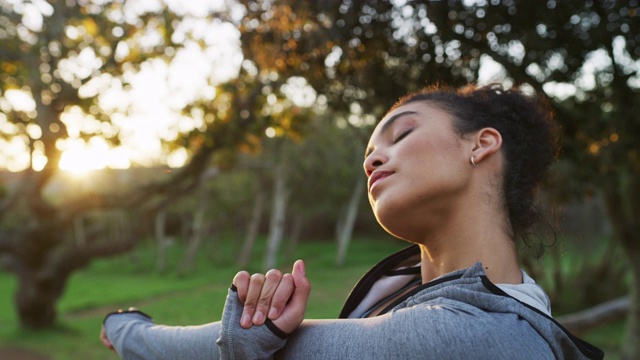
left=103, top=307, right=152, bottom=325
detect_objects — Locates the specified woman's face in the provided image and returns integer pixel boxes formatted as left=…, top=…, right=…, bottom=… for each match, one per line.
left=363, top=101, right=475, bottom=241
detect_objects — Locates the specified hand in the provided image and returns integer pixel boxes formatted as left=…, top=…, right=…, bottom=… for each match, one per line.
left=100, top=325, right=115, bottom=351
left=100, top=307, right=141, bottom=352
left=232, top=260, right=311, bottom=334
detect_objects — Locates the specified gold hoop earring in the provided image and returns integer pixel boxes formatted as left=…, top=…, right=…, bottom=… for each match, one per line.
left=470, top=155, right=479, bottom=167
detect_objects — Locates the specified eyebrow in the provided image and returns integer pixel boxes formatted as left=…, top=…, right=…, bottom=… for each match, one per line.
left=380, top=110, right=418, bottom=134
left=364, top=110, right=419, bottom=158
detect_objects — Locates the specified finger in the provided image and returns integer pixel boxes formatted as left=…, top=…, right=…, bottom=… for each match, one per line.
left=233, top=271, right=251, bottom=303
left=100, top=326, right=114, bottom=350
left=253, top=269, right=283, bottom=325
left=268, top=273, right=294, bottom=320
left=241, top=273, right=265, bottom=328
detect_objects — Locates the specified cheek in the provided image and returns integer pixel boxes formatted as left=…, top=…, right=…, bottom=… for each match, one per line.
left=397, top=138, right=436, bottom=164
left=424, top=135, right=467, bottom=173
left=400, top=136, right=458, bottom=177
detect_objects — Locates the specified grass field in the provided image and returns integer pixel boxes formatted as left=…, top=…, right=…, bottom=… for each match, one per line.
left=0, top=236, right=623, bottom=359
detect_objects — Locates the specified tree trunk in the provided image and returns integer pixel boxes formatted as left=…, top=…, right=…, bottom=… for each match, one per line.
left=177, top=193, right=208, bottom=276
left=336, top=179, right=365, bottom=266
left=109, top=210, right=131, bottom=241
left=73, top=215, right=85, bottom=245
left=209, top=227, right=224, bottom=264
left=549, top=238, right=563, bottom=303
left=623, top=265, right=640, bottom=360
left=602, top=172, right=640, bottom=360
left=623, top=173, right=640, bottom=360
left=238, top=189, right=265, bottom=268
left=6, top=208, right=141, bottom=329
left=264, top=165, right=290, bottom=271
left=155, top=210, right=168, bottom=273
left=11, top=260, right=66, bottom=329
left=287, top=213, right=305, bottom=259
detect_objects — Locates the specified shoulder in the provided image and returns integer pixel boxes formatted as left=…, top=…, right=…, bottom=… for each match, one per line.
left=389, top=298, right=553, bottom=358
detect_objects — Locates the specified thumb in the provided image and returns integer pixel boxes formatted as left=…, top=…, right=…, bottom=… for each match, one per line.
left=272, top=260, right=311, bottom=334
left=291, top=260, right=311, bottom=304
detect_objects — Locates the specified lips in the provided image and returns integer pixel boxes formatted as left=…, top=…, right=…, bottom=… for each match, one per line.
left=368, top=170, right=394, bottom=192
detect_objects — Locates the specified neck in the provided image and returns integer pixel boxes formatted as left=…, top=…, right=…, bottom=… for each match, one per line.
left=417, top=201, right=522, bottom=285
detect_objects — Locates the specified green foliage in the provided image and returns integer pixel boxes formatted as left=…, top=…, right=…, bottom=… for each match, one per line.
left=583, top=321, right=625, bottom=360
left=527, top=235, right=629, bottom=314
left=277, top=115, right=367, bottom=217
left=239, top=0, right=475, bottom=118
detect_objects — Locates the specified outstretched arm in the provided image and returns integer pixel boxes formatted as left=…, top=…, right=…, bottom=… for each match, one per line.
left=102, top=309, right=221, bottom=360
left=98, top=262, right=308, bottom=360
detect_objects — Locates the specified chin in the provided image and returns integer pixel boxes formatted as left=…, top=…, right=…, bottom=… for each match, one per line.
left=374, top=209, right=415, bottom=243
left=381, top=226, right=416, bottom=244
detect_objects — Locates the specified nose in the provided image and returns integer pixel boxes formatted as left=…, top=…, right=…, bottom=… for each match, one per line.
left=363, top=150, right=386, bottom=177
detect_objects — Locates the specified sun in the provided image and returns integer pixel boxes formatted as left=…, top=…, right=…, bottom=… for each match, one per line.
left=57, top=137, right=135, bottom=176
left=58, top=139, right=110, bottom=176
left=59, top=149, right=103, bottom=176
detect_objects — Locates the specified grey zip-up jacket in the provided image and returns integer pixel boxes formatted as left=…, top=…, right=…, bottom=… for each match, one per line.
left=104, top=245, right=604, bottom=359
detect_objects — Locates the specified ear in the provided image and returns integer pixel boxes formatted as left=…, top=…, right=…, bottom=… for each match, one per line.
left=471, top=127, right=502, bottom=164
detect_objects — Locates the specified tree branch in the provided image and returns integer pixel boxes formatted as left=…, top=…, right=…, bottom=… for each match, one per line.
left=557, top=296, right=630, bottom=335
left=51, top=236, right=140, bottom=277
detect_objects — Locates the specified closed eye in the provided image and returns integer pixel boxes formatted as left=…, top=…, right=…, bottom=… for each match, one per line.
left=393, top=129, right=412, bottom=144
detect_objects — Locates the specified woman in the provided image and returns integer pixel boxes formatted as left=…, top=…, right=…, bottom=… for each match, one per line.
left=101, top=84, right=604, bottom=359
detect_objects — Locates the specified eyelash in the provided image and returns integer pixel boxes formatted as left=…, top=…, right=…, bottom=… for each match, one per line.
left=393, top=129, right=412, bottom=144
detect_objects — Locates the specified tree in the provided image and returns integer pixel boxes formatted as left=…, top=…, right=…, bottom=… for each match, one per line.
left=422, top=1, right=639, bottom=358
left=0, top=0, right=303, bottom=329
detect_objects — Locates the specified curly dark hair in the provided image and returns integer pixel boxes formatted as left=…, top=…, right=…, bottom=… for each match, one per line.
left=390, top=83, right=560, bottom=253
